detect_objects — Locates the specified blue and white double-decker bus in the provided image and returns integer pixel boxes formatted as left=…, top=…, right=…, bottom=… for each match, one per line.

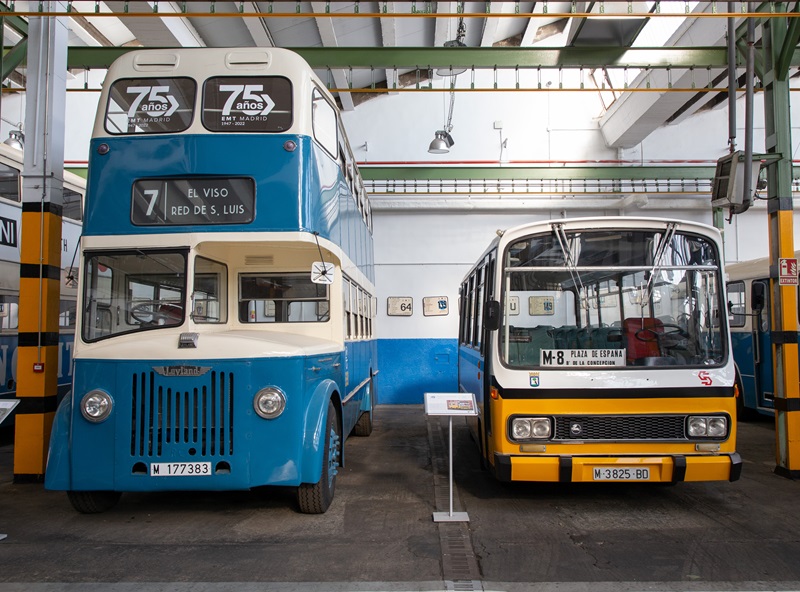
left=45, top=48, right=377, bottom=514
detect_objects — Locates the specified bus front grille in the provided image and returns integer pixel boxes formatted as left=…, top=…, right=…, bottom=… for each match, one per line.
left=553, top=415, right=686, bottom=441
left=130, top=371, right=234, bottom=457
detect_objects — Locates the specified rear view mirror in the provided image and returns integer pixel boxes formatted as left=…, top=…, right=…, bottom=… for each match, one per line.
left=751, top=281, right=766, bottom=312
left=484, top=300, right=501, bottom=331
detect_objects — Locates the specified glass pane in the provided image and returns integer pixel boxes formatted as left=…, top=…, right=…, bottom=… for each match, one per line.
left=502, top=228, right=725, bottom=370
left=105, top=77, right=196, bottom=135
left=193, top=257, right=227, bottom=324
left=203, top=76, right=292, bottom=132
left=82, top=250, right=187, bottom=342
left=239, top=273, right=328, bottom=323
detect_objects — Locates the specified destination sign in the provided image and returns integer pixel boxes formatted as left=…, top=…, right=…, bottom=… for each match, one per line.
left=131, top=177, right=255, bottom=226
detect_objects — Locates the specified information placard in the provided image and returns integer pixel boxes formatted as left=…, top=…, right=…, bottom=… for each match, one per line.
left=387, top=297, right=413, bottom=316
left=131, top=177, right=255, bottom=225
left=424, top=392, right=478, bottom=416
left=422, top=296, right=449, bottom=316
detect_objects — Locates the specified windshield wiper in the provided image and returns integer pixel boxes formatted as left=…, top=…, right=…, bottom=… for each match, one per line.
left=553, top=223, right=585, bottom=297
left=642, top=222, right=677, bottom=309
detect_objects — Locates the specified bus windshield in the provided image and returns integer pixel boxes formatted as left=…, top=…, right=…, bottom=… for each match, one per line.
left=501, top=226, right=725, bottom=369
left=82, top=250, right=187, bottom=342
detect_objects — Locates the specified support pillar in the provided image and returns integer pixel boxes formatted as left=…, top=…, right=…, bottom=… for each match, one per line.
left=14, top=1, right=68, bottom=482
left=761, top=8, right=800, bottom=479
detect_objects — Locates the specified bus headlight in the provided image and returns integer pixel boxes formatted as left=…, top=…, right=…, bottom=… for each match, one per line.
left=510, top=417, right=552, bottom=441
left=80, top=390, right=113, bottom=423
left=254, top=387, right=286, bottom=419
left=687, top=415, right=728, bottom=439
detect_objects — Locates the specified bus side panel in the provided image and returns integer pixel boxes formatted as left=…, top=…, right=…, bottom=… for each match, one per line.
left=731, top=332, right=758, bottom=410
left=343, top=339, right=374, bottom=434
left=458, top=345, right=485, bottom=450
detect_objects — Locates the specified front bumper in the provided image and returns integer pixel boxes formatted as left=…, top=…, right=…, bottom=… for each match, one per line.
left=493, top=452, right=743, bottom=483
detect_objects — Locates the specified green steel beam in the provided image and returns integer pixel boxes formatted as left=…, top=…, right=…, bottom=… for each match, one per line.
left=62, top=46, right=737, bottom=71
left=0, top=3, right=28, bottom=38
left=776, top=2, right=800, bottom=79
left=2, top=37, right=26, bottom=81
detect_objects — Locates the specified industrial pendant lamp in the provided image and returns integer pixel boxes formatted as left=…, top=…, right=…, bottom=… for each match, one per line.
left=428, top=17, right=465, bottom=154
left=428, top=78, right=457, bottom=154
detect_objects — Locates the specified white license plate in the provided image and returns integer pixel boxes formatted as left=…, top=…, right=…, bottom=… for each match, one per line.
left=592, top=466, right=650, bottom=481
left=150, top=462, right=212, bottom=477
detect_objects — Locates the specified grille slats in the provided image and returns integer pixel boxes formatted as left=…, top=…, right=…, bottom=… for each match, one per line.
left=554, top=415, right=686, bottom=441
left=130, top=371, right=234, bottom=458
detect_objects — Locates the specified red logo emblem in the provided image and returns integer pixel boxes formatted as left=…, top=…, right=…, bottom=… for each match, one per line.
left=698, top=371, right=713, bottom=386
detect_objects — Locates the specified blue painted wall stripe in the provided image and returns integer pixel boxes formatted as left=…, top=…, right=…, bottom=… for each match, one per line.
left=376, top=338, right=458, bottom=404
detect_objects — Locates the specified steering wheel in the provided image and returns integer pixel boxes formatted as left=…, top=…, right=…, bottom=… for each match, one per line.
left=131, top=301, right=181, bottom=325
left=635, top=323, right=691, bottom=354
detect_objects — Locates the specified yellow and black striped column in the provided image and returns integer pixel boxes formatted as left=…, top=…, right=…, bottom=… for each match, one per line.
left=14, top=201, right=63, bottom=481
left=762, top=12, right=800, bottom=479
left=13, top=3, right=70, bottom=482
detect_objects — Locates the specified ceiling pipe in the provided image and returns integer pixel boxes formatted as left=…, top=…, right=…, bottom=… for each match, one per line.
left=742, top=1, right=756, bottom=214
left=727, top=2, right=737, bottom=154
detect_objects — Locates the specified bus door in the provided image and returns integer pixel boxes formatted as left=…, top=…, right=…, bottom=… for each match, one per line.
left=752, top=280, right=774, bottom=410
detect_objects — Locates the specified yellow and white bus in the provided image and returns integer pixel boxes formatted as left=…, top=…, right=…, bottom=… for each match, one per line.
left=458, top=217, right=740, bottom=484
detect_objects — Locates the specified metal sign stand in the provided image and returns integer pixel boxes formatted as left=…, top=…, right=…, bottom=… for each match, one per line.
left=424, top=392, right=477, bottom=523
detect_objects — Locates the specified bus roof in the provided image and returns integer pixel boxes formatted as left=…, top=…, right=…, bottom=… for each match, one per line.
left=93, top=47, right=333, bottom=139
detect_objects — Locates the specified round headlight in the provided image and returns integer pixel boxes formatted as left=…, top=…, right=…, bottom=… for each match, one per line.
left=531, top=418, right=552, bottom=439
left=707, top=417, right=727, bottom=438
left=254, top=387, right=286, bottom=419
left=511, top=418, right=532, bottom=439
left=80, top=390, right=113, bottom=423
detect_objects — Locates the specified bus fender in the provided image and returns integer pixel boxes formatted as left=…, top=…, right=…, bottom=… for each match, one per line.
left=299, top=379, right=342, bottom=484
left=44, top=394, right=74, bottom=490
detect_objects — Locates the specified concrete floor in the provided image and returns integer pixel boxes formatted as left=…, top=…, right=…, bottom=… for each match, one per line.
left=1, top=406, right=799, bottom=592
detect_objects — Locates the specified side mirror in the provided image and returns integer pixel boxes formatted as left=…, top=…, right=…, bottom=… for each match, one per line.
left=484, top=300, right=501, bottom=331
left=751, top=281, right=766, bottom=312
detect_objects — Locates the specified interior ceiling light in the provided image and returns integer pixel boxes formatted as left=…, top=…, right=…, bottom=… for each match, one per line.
left=3, top=130, right=24, bottom=150
left=428, top=84, right=457, bottom=154
left=428, top=130, right=454, bottom=154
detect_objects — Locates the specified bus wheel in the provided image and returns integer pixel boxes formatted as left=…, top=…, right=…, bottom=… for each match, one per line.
left=67, top=490, right=121, bottom=514
left=353, top=378, right=374, bottom=437
left=298, top=401, right=340, bottom=514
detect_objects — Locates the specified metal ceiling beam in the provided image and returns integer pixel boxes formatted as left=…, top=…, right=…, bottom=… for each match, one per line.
left=358, top=165, right=717, bottom=181
left=61, top=45, right=748, bottom=70
left=0, top=3, right=28, bottom=38
left=310, top=2, right=354, bottom=111
left=378, top=2, right=398, bottom=94
left=2, top=36, right=26, bottom=81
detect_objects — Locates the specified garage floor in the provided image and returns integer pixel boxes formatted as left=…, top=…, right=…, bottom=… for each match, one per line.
left=1, top=406, right=798, bottom=592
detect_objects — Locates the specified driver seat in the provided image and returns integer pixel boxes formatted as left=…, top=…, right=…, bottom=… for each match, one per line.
left=623, top=317, right=663, bottom=365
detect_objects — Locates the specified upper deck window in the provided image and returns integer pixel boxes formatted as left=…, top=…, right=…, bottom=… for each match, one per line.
left=312, top=88, right=337, bottom=158
left=202, top=76, right=292, bottom=132
left=105, top=77, right=196, bottom=135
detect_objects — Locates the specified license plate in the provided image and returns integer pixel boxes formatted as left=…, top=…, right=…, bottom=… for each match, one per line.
left=150, top=462, right=212, bottom=477
left=592, top=466, right=650, bottom=481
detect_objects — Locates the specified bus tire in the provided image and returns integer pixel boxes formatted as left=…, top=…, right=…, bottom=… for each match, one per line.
left=353, top=377, right=374, bottom=437
left=297, top=401, right=340, bottom=514
left=66, top=490, right=121, bottom=514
